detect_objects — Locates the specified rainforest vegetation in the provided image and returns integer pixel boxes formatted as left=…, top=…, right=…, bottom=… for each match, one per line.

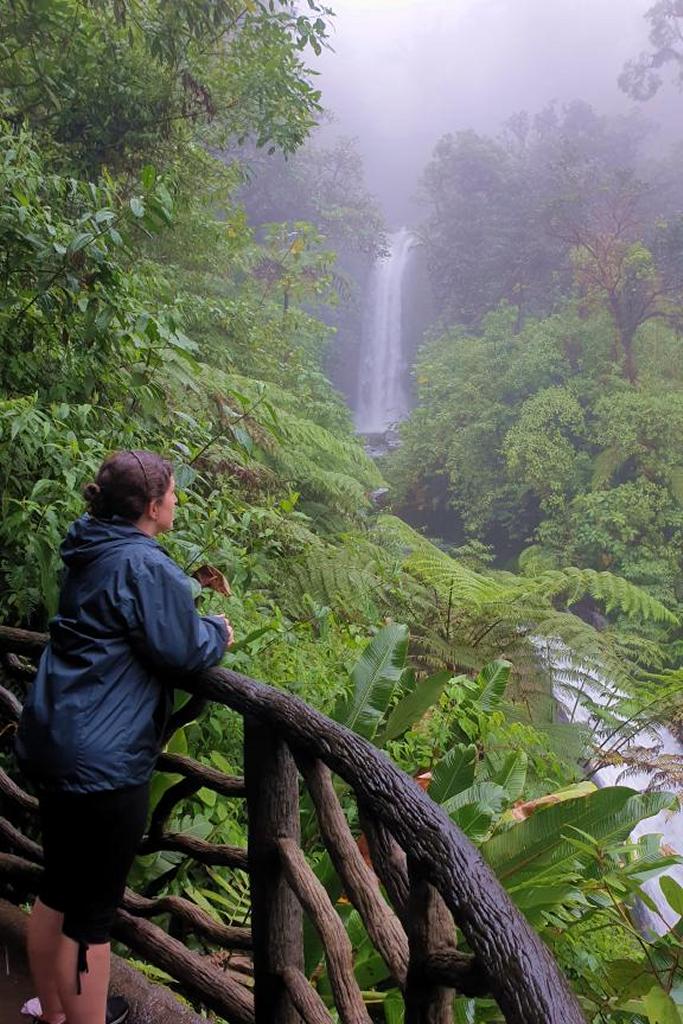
left=1, top=2, right=683, bottom=1023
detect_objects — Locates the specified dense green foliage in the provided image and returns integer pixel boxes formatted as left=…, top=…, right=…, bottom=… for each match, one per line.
left=389, top=304, right=683, bottom=609
left=393, top=96, right=683, bottom=624
left=380, top=37, right=683, bottom=1020
left=237, top=132, right=388, bottom=402
left=1, top=0, right=331, bottom=173
left=1, top=2, right=683, bottom=1022
left=415, top=102, right=683, bottom=331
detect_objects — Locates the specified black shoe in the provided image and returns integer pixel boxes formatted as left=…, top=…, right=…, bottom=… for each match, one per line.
left=106, top=995, right=130, bottom=1024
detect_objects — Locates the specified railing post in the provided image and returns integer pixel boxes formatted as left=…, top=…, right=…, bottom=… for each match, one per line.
left=404, top=859, right=454, bottom=1024
left=244, top=716, right=304, bottom=1024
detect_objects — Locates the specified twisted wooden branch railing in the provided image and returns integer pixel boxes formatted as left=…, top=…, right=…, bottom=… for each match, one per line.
left=0, top=624, right=587, bottom=1024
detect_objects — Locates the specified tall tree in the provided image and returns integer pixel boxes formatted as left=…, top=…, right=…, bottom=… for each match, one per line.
left=0, top=0, right=332, bottom=176
left=554, top=173, right=663, bottom=382
left=620, top=0, right=683, bottom=100
left=418, top=102, right=650, bottom=331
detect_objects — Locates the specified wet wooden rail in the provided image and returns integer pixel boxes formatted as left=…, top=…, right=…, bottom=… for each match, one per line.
left=0, top=624, right=587, bottom=1024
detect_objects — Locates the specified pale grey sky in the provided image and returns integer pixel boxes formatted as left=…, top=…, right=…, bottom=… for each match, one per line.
left=313, top=0, right=679, bottom=223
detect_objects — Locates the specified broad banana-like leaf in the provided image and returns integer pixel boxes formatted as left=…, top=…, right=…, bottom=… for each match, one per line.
left=503, top=781, right=596, bottom=823
left=484, top=750, right=528, bottom=803
left=333, top=622, right=409, bottom=740
left=446, top=782, right=507, bottom=843
left=380, top=669, right=453, bottom=743
left=428, top=744, right=477, bottom=805
left=472, top=659, right=511, bottom=711
left=482, top=787, right=675, bottom=890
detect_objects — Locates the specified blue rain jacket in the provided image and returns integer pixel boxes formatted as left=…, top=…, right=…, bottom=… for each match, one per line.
left=15, top=515, right=228, bottom=792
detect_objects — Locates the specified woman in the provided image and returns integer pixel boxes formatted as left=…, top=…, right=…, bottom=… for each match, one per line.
left=16, top=450, right=232, bottom=1024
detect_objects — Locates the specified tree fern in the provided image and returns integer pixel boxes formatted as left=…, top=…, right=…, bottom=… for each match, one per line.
left=591, top=445, right=625, bottom=489
left=670, top=465, right=683, bottom=507
left=273, top=544, right=383, bottom=623
left=533, top=568, right=678, bottom=626
left=370, top=514, right=676, bottom=763
left=189, top=366, right=383, bottom=517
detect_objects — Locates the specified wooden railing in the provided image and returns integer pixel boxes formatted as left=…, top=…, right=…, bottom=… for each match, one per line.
left=0, top=625, right=587, bottom=1024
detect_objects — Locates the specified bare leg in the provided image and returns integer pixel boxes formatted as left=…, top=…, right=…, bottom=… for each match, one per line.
left=26, top=898, right=66, bottom=1024
left=55, top=936, right=110, bottom=1024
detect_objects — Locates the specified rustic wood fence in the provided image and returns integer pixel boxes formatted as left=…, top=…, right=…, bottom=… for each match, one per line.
left=0, top=624, right=587, bottom=1024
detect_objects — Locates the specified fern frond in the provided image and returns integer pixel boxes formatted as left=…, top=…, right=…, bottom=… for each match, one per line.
left=532, top=568, right=678, bottom=625
left=591, top=446, right=625, bottom=489
left=189, top=366, right=383, bottom=516
left=599, top=746, right=683, bottom=792
left=670, top=465, right=683, bottom=507
left=274, top=544, right=383, bottom=622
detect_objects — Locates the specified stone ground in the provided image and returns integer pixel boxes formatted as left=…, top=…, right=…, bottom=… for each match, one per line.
left=0, top=942, right=34, bottom=1023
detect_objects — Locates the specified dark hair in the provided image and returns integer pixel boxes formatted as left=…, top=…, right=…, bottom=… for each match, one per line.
left=84, top=450, right=173, bottom=521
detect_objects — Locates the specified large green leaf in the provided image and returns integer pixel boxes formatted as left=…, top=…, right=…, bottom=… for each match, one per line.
left=442, top=781, right=506, bottom=817
left=510, top=882, right=587, bottom=923
left=484, top=750, right=528, bottom=803
left=660, top=876, right=683, bottom=918
left=446, top=782, right=507, bottom=842
left=482, top=787, right=675, bottom=890
left=380, top=670, right=452, bottom=743
left=333, top=623, right=409, bottom=740
left=642, top=985, right=682, bottom=1024
left=472, top=659, right=511, bottom=711
left=383, top=989, right=405, bottom=1024
left=605, top=960, right=663, bottom=1002
left=428, top=744, right=477, bottom=805
left=346, top=910, right=391, bottom=989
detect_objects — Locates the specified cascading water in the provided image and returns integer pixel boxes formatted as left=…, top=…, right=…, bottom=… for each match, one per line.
left=544, top=643, right=683, bottom=934
left=358, top=229, right=683, bottom=933
left=356, top=227, right=413, bottom=435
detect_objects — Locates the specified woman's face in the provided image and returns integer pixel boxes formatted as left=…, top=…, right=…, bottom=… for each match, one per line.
left=153, top=476, right=177, bottom=534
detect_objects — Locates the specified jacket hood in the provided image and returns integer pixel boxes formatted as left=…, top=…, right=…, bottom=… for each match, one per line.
left=60, top=515, right=158, bottom=569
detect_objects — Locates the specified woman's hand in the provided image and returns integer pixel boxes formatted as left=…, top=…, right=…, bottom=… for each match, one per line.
left=217, top=614, right=234, bottom=648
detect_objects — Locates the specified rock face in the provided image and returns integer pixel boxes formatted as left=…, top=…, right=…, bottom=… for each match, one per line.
left=0, top=899, right=206, bottom=1024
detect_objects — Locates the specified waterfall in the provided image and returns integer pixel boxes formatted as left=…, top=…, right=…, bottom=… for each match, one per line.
left=354, top=220, right=683, bottom=935
left=356, top=227, right=413, bottom=435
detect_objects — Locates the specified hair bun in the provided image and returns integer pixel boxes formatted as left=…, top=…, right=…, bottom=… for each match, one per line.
left=83, top=482, right=101, bottom=501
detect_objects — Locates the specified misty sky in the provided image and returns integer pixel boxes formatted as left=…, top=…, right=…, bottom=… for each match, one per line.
left=314, top=0, right=679, bottom=224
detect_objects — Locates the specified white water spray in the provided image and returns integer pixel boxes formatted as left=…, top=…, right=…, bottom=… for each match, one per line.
left=356, top=223, right=683, bottom=934
left=356, top=227, right=413, bottom=434
left=546, top=644, right=683, bottom=935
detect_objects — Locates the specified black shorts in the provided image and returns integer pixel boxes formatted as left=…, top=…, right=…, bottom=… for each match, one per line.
left=38, top=782, right=149, bottom=945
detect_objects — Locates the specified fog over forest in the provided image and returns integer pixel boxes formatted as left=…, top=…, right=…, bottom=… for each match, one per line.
left=4, top=4, right=683, bottom=1020
left=315, top=0, right=681, bottom=223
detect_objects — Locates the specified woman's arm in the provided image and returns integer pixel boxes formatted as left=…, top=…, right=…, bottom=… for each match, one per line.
left=126, top=556, right=229, bottom=672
